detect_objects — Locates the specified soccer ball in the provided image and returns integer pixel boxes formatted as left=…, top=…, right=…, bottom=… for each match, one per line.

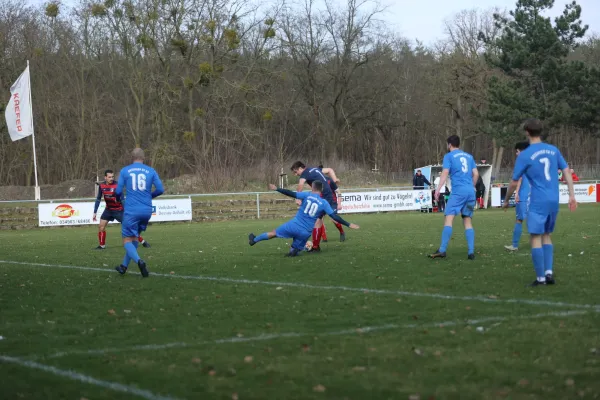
left=305, top=240, right=313, bottom=251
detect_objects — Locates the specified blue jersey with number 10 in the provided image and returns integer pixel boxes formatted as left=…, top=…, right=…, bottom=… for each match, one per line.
left=512, top=143, right=567, bottom=215
left=293, top=192, right=335, bottom=231
left=116, top=162, right=164, bottom=214
left=443, top=150, right=476, bottom=195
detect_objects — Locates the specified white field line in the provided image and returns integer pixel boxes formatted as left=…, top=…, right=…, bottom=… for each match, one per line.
left=1, top=259, right=599, bottom=311
left=0, top=355, right=181, bottom=400
left=42, top=310, right=590, bottom=360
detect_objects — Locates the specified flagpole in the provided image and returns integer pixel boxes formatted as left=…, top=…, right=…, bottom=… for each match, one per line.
left=27, top=60, right=40, bottom=200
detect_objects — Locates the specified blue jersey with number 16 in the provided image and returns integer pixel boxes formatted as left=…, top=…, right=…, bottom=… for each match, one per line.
left=293, top=192, right=335, bottom=231
left=116, top=162, right=164, bottom=215
left=443, top=150, right=476, bottom=195
left=512, top=142, right=567, bottom=215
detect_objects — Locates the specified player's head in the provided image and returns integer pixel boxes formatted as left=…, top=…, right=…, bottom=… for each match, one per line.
left=416, top=169, right=422, bottom=175
left=318, top=164, right=324, bottom=169
left=104, top=169, right=114, bottom=184
left=311, top=180, right=323, bottom=193
left=446, top=135, right=460, bottom=151
left=132, top=148, right=145, bottom=162
left=291, top=161, right=306, bottom=176
left=514, top=141, right=529, bottom=156
left=523, top=118, right=543, bottom=139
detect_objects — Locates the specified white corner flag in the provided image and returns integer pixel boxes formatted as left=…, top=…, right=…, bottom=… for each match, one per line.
left=5, top=62, right=41, bottom=200
left=5, top=65, right=33, bottom=141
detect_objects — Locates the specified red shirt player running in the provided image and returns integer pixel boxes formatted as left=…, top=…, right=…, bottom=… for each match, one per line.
left=93, top=169, right=150, bottom=250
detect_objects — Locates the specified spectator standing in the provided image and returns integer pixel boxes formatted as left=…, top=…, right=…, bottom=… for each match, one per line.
left=413, top=169, right=431, bottom=190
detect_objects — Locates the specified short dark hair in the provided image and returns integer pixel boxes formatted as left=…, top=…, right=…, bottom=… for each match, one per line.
left=104, top=169, right=114, bottom=176
left=515, top=141, right=529, bottom=151
left=312, top=181, right=323, bottom=192
left=318, top=164, right=324, bottom=169
left=447, top=135, right=460, bottom=148
left=523, top=118, right=543, bottom=137
left=291, top=161, right=305, bottom=171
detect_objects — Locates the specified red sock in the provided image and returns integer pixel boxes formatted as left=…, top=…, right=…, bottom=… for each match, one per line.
left=138, top=236, right=144, bottom=243
left=314, top=226, right=323, bottom=248
left=99, top=231, right=106, bottom=246
left=321, top=224, right=328, bottom=241
left=333, top=221, right=344, bottom=234
left=312, top=228, right=318, bottom=243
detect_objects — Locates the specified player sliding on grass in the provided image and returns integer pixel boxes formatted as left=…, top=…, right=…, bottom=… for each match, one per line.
left=248, top=182, right=359, bottom=257
left=93, top=169, right=150, bottom=250
left=504, top=142, right=531, bottom=252
left=502, top=119, right=577, bottom=287
left=429, top=135, right=478, bottom=260
left=291, top=162, right=342, bottom=252
left=114, top=148, right=164, bottom=277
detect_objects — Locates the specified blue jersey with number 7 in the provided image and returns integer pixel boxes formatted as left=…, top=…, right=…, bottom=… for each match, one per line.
left=293, top=192, right=335, bottom=231
left=512, top=142, right=567, bottom=215
left=442, top=150, right=476, bottom=195
left=116, top=162, right=164, bottom=214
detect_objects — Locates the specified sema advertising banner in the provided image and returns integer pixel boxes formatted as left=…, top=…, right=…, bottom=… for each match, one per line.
left=491, top=183, right=598, bottom=207
left=338, top=190, right=432, bottom=214
left=38, top=198, right=192, bottom=227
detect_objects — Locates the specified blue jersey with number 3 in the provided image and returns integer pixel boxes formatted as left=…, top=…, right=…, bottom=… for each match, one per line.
left=116, top=162, right=164, bottom=214
left=443, top=150, right=476, bottom=195
left=512, top=143, right=567, bottom=215
left=293, top=192, right=334, bottom=231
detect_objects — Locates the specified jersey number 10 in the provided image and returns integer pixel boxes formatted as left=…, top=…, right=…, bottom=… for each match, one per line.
left=304, top=200, right=319, bottom=217
left=130, top=173, right=147, bottom=191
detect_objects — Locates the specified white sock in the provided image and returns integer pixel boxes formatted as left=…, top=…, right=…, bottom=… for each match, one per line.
left=545, top=270, right=552, bottom=275
left=537, top=277, right=546, bottom=282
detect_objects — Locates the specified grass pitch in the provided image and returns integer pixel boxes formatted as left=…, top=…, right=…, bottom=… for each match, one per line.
left=1, top=205, right=599, bottom=400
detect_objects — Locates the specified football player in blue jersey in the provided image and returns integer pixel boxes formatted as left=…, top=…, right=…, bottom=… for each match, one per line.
left=429, top=135, right=479, bottom=260
left=115, top=148, right=164, bottom=277
left=248, top=181, right=359, bottom=257
left=503, top=119, right=577, bottom=286
left=290, top=161, right=341, bottom=252
left=504, top=142, right=531, bottom=252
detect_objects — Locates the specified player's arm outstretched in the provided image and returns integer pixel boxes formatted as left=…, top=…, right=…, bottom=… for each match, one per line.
left=268, top=183, right=300, bottom=199
left=323, top=202, right=359, bottom=230
left=93, top=184, right=103, bottom=222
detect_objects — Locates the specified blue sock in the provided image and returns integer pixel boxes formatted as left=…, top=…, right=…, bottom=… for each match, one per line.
left=543, top=244, right=554, bottom=275
left=439, top=226, right=453, bottom=253
left=465, top=228, right=475, bottom=255
left=122, top=254, right=131, bottom=267
left=124, top=242, right=141, bottom=263
left=512, top=223, right=523, bottom=248
left=254, top=233, right=270, bottom=242
left=531, top=247, right=545, bottom=280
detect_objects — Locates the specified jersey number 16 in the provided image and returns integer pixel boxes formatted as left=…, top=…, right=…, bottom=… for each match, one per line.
left=130, top=173, right=147, bottom=191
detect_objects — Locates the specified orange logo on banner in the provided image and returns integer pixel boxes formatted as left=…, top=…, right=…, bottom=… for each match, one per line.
left=52, top=204, right=79, bottom=219
left=588, top=185, right=595, bottom=196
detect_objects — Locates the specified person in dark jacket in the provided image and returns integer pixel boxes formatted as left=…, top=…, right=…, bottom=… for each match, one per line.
left=413, top=170, right=431, bottom=190
left=475, top=175, right=486, bottom=209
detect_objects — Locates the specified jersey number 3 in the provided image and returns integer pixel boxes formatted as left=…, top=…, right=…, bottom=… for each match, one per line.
left=460, top=157, right=468, bottom=173
left=130, top=173, right=147, bottom=191
left=304, top=200, right=319, bottom=217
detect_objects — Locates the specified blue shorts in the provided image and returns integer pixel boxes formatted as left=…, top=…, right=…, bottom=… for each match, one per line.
left=515, top=202, right=528, bottom=221
left=445, top=192, right=476, bottom=218
left=121, top=212, right=151, bottom=238
left=275, top=221, right=311, bottom=250
left=527, top=211, right=558, bottom=235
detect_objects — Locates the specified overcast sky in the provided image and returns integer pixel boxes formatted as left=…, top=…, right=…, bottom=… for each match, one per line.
left=380, top=0, right=600, bottom=45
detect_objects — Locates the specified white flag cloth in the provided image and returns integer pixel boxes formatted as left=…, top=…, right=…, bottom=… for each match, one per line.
left=5, top=66, right=33, bottom=141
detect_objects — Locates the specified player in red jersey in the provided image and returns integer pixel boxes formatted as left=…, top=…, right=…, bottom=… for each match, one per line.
left=317, top=165, right=345, bottom=242
left=93, top=169, right=149, bottom=250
